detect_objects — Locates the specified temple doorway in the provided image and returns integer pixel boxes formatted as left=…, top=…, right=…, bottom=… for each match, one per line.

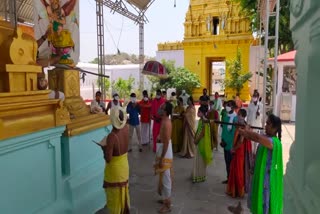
left=208, top=58, right=226, bottom=96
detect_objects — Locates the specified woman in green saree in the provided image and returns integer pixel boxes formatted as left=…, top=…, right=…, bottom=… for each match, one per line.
left=239, top=114, right=283, bottom=214
left=191, top=106, right=213, bottom=183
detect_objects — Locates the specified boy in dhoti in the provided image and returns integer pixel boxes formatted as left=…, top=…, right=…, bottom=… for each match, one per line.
left=154, top=101, right=173, bottom=213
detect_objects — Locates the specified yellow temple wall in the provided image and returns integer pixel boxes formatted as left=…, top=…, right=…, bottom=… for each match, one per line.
left=183, top=38, right=252, bottom=101
left=157, top=1, right=254, bottom=101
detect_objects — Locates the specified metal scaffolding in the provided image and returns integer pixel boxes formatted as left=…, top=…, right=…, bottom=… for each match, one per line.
left=259, top=0, right=280, bottom=125
left=96, top=0, right=106, bottom=100
left=95, top=0, right=155, bottom=97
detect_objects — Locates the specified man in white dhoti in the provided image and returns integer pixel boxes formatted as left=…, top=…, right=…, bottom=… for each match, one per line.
left=154, top=101, right=173, bottom=213
left=139, top=90, right=152, bottom=146
left=247, top=91, right=263, bottom=155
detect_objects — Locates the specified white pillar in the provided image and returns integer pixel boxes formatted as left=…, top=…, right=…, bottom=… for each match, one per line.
left=139, top=22, right=145, bottom=93
left=284, top=1, right=320, bottom=213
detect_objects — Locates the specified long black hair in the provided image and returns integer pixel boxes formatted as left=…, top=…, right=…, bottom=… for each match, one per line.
left=188, top=96, right=194, bottom=106
left=268, top=114, right=282, bottom=140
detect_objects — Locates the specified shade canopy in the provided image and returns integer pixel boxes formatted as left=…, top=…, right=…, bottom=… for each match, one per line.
left=142, top=60, right=168, bottom=78
left=126, top=0, right=151, bottom=10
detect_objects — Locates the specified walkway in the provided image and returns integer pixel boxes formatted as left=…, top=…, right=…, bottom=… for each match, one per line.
left=96, top=123, right=295, bottom=214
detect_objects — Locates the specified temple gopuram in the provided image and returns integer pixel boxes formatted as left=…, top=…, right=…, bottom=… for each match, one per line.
left=158, top=0, right=253, bottom=100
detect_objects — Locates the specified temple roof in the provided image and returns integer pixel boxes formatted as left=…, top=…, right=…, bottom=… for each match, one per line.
left=269, top=50, right=296, bottom=62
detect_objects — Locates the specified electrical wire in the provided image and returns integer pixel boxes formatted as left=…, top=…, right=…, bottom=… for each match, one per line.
left=116, top=16, right=124, bottom=54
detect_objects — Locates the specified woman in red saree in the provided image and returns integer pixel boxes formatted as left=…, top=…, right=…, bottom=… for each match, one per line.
left=226, top=109, right=247, bottom=198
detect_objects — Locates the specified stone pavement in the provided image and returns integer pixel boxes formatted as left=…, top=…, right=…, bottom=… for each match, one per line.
left=96, top=123, right=295, bottom=214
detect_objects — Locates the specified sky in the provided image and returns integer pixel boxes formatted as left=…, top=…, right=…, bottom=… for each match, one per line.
left=79, top=0, right=189, bottom=62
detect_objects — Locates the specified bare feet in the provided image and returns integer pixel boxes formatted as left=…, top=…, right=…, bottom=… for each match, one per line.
left=158, top=205, right=171, bottom=213
left=227, top=201, right=243, bottom=214
left=158, top=199, right=171, bottom=213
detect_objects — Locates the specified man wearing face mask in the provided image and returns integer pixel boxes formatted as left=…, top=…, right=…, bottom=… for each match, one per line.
left=126, top=93, right=142, bottom=152
left=105, top=92, right=122, bottom=115
left=179, top=89, right=190, bottom=107
left=247, top=91, right=263, bottom=155
left=221, top=100, right=237, bottom=184
left=213, top=92, right=223, bottom=115
left=199, top=88, right=210, bottom=113
left=151, top=89, right=166, bottom=152
left=170, top=91, right=177, bottom=108
left=139, top=90, right=152, bottom=146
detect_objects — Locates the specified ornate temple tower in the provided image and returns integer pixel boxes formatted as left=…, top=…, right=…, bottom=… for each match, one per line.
left=183, top=0, right=253, bottom=100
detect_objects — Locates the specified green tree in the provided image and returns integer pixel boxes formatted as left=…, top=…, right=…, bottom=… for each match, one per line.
left=97, top=77, right=111, bottom=97
left=111, top=76, right=135, bottom=99
left=224, top=49, right=252, bottom=95
left=147, top=60, right=201, bottom=95
left=169, top=67, right=201, bottom=94
left=234, top=0, right=293, bottom=54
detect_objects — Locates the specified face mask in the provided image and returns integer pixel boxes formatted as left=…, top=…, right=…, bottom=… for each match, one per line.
left=226, top=106, right=231, bottom=112
left=158, top=108, right=164, bottom=116
left=114, top=96, right=119, bottom=101
left=215, top=95, right=219, bottom=99
left=131, top=97, right=136, bottom=103
left=252, top=97, right=258, bottom=102
left=156, top=95, right=161, bottom=99
left=238, top=117, right=245, bottom=124
left=210, top=105, right=214, bottom=109
left=171, top=96, right=176, bottom=100
left=143, top=97, right=148, bottom=101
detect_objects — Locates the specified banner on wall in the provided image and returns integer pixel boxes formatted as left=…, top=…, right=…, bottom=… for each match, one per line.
left=33, top=0, right=80, bottom=66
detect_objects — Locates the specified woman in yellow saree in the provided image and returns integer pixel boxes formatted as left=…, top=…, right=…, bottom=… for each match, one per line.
left=171, top=97, right=185, bottom=153
left=179, top=96, right=196, bottom=158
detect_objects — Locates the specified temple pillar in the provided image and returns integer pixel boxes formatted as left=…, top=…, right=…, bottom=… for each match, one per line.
left=284, top=1, right=320, bottom=213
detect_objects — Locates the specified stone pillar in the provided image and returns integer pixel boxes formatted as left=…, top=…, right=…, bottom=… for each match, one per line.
left=284, top=1, right=320, bottom=213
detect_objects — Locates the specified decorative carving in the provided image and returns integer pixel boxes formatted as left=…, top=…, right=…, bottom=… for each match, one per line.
left=55, top=100, right=71, bottom=126
left=0, top=26, right=37, bottom=65
left=64, top=96, right=90, bottom=118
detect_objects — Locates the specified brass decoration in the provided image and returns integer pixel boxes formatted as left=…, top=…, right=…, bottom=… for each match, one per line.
left=55, top=100, right=71, bottom=126
left=0, top=26, right=37, bottom=65
left=48, top=67, right=111, bottom=136
left=64, top=96, right=90, bottom=118
left=0, top=20, right=110, bottom=140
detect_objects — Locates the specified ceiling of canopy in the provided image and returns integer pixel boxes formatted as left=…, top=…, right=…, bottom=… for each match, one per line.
left=0, top=0, right=34, bottom=24
left=0, top=0, right=153, bottom=25
left=126, top=0, right=151, bottom=10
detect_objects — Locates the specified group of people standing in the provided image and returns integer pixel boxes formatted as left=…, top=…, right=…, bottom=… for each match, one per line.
left=97, top=88, right=284, bottom=214
left=220, top=91, right=284, bottom=214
